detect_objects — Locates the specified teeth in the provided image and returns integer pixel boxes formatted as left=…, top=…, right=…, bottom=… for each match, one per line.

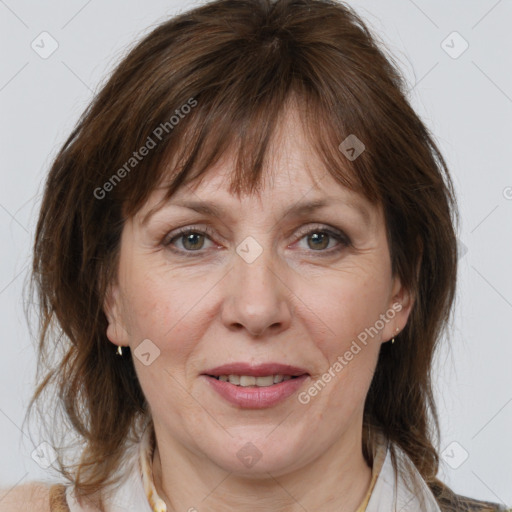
left=253, top=376, right=274, bottom=386
left=229, top=374, right=240, bottom=385
left=239, top=375, right=257, bottom=386
left=213, top=374, right=300, bottom=387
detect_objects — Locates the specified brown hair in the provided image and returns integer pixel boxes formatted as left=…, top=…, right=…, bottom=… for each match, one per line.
left=26, top=0, right=462, bottom=508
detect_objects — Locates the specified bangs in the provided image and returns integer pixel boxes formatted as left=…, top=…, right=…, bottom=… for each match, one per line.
left=121, top=82, right=382, bottom=223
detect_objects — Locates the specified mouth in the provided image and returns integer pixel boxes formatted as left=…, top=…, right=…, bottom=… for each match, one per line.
left=201, top=362, right=310, bottom=388
left=206, top=374, right=305, bottom=387
left=201, top=368, right=310, bottom=409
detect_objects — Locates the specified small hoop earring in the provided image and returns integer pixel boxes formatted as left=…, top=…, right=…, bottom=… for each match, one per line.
left=116, top=346, right=123, bottom=356
left=391, top=327, right=400, bottom=344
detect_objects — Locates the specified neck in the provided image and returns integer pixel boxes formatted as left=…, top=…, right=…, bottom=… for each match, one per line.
left=151, top=427, right=373, bottom=512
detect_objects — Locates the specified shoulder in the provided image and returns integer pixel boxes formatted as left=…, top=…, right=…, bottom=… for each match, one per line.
left=453, top=493, right=511, bottom=512
left=428, top=477, right=510, bottom=511
left=439, top=490, right=510, bottom=512
left=0, top=481, right=52, bottom=512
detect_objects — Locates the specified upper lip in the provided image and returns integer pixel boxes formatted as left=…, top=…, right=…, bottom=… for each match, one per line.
left=203, top=363, right=309, bottom=377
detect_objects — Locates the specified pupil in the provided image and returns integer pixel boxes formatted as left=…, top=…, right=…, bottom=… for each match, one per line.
left=184, top=233, right=203, bottom=250
left=309, top=232, right=328, bottom=250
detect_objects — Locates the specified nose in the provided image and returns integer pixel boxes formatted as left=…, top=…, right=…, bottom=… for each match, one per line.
left=220, top=247, right=293, bottom=337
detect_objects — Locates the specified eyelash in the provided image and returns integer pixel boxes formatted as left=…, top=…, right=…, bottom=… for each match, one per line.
left=162, top=224, right=351, bottom=258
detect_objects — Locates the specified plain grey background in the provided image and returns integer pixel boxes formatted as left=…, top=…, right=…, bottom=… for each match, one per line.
left=1, top=0, right=511, bottom=506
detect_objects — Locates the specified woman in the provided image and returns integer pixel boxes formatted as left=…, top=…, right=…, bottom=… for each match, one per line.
left=1, top=0, right=509, bottom=510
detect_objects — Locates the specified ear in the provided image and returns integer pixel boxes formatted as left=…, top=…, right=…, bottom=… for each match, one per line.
left=382, top=238, right=422, bottom=343
left=382, top=274, right=415, bottom=343
left=103, top=283, right=130, bottom=348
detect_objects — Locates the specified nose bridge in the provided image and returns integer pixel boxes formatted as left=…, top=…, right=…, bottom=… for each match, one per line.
left=222, top=235, right=292, bottom=336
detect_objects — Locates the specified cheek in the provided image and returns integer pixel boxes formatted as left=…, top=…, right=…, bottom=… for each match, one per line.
left=120, top=263, right=190, bottom=335
left=125, top=274, right=204, bottom=407
left=121, top=269, right=213, bottom=370
left=301, top=267, right=391, bottom=348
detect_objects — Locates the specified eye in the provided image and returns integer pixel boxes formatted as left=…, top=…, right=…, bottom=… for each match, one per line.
left=163, top=226, right=216, bottom=253
left=293, top=225, right=351, bottom=255
left=162, top=224, right=351, bottom=257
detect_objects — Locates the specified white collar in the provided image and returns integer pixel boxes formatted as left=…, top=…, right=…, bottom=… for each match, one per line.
left=365, top=439, right=442, bottom=512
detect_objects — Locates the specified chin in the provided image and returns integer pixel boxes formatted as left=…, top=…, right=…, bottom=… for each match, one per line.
left=202, top=432, right=309, bottom=477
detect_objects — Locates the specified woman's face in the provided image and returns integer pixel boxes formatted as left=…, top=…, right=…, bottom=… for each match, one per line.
left=105, top=106, right=413, bottom=477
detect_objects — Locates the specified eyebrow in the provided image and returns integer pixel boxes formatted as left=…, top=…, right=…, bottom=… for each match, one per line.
left=141, top=197, right=371, bottom=226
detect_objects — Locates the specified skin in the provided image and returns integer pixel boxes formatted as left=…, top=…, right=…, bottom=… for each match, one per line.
left=104, top=104, right=414, bottom=512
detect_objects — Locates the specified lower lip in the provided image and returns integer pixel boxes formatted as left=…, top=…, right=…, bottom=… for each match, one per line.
left=202, top=375, right=309, bottom=409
